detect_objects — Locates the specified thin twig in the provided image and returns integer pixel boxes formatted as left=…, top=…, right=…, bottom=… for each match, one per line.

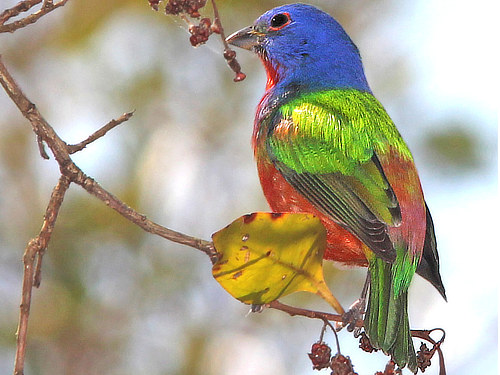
left=71, top=168, right=218, bottom=261
left=36, top=134, right=49, bottom=159
left=210, top=0, right=229, bottom=50
left=14, top=175, right=71, bottom=375
left=321, top=319, right=341, bottom=354
left=1, top=51, right=219, bottom=375
left=411, top=328, right=447, bottom=375
left=209, top=0, right=246, bottom=81
left=33, top=175, right=71, bottom=287
left=0, top=0, right=69, bottom=33
left=267, top=300, right=350, bottom=325
left=66, top=111, right=135, bottom=154
left=0, top=55, right=218, bottom=261
left=0, top=0, right=42, bottom=25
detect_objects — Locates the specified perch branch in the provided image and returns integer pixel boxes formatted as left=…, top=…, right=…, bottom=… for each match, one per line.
left=267, top=300, right=349, bottom=325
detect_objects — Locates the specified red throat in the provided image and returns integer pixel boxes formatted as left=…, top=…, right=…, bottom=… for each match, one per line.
left=261, top=55, right=280, bottom=90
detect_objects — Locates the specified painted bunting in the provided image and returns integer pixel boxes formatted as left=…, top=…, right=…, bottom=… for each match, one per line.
left=227, top=3, right=445, bottom=372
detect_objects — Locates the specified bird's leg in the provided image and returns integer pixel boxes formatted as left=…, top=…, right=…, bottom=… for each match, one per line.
left=335, top=272, right=370, bottom=336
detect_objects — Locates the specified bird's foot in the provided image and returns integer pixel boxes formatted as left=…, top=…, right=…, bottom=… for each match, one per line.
left=335, top=298, right=365, bottom=337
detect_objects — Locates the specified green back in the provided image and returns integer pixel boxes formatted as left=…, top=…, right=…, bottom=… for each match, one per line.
left=262, top=89, right=413, bottom=261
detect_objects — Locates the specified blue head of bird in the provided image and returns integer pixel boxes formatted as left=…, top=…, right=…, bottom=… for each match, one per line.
left=227, top=3, right=371, bottom=95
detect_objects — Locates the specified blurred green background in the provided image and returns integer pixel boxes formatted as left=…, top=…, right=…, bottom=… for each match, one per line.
left=0, top=0, right=497, bottom=374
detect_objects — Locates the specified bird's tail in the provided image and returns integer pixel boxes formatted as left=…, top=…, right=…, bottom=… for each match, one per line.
left=364, top=255, right=418, bottom=373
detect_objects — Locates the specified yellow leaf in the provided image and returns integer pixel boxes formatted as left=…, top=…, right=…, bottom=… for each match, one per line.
left=211, top=212, right=344, bottom=314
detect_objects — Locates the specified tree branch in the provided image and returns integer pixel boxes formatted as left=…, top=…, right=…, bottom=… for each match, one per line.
left=0, top=0, right=42, bottom=25
left=1, top=53, right=218, bottom=375
left=0, top=0, right=69, bottom=34
left=0, top=55, right=218, bottom=261
left=267, top=300, right=345, bottom=323
left=66, top=111, right=135, bottom=154
left=14, top=175, right=71, bottom=375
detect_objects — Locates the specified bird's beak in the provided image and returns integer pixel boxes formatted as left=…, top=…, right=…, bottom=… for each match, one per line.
left=226, top=26, right=261, bottom=51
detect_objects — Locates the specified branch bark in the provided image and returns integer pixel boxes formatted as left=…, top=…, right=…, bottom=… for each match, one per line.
left=0, top=0, right=69, bottom=33
left=0, top=55, right=217, bottom=261
left=0, top=54, right=217, bottom=375
left=14, top=175, right=70, bottom=375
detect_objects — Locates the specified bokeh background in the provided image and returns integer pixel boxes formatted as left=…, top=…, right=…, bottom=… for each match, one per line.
left=0, top=0, right=497, bottom=374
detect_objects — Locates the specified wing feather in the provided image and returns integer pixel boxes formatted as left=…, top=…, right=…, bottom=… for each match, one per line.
left=266, top=91, right=405, bottom=262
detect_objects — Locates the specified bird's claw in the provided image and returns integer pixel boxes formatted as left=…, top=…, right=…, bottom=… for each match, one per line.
left=335, top=298, right=365, bottom=336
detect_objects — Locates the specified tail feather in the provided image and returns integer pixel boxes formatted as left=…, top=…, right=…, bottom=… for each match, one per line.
left=365, top=257, right=417, bottom=373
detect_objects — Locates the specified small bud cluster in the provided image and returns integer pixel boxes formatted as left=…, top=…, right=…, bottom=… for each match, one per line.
left=359, top=332, right=377, bottom=353
left=223, top=49, right=246, bottom=82
left=416, top=342, right=433, bottom=372
left=148, top=0, right=160, bottom=11
left=374, top=360, right=402, bottom=375
left=163, top=0, right=207, bottom=18
left=330, top=354, right=358, bottom=375
left=148, top=0, right=246, bottom=81
left=308, top=342, right=358, bottom=375
left=188, top=17, right=214, bottom=47
left=308, top=342, right=331, bottom=370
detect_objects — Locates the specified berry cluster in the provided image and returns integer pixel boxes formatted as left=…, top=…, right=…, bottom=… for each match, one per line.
left=330, top=354, right=358, bottom=375
left=164, top=0, right=207, bottom=18
left=374, top=360, right=402, bottom=375
left=148, top=0, right=160, bottom=11
left=358, top=332, right=377, bottom=353
left=308, top=342, right=358, bottom=375
left=416, top=342, right=433, bottom=372
left=148, top=0, right=246, bottom=81
left=188, top=17, right=216, bottom=47
left=308, top=342, right=332, bottom=370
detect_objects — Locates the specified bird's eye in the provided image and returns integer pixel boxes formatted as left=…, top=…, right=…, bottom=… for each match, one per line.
left=270, top=13, right=291, bottom=30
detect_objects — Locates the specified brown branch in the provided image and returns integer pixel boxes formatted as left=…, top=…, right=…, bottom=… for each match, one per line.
left=66, top=111, right=135, bottom=154
left=209, top=0, right=246, bottom=82
left=411, top=328, right=446, bottom=375
left=0, top=0, right=69, bottom=33
left=0, top=55, right=218, bottom=261
left=14, top=175, right=71, bottom=375
left=267, top=300, right=346, bottom=324
left=1, top=53, right=218, bottom=375
left=72, top=169, right=217, bottom=261
left=0, top=0, right=42, bottom=25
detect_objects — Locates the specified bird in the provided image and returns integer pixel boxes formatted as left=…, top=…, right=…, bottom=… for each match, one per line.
left=226, top=3, right=446, bottom=372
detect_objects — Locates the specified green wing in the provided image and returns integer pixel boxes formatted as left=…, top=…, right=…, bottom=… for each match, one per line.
left=266, top=90, right=408, bottom=262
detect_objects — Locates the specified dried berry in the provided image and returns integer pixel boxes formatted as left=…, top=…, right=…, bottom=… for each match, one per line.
left=233, top=72, right=246, bottom=82
left=153, top=0, right=246, bottom=81
left=308, top=342, right=332, bottom=370
left=359, top=332, right=377, bottom=353
left=148, top=0, right=160, bottom=11
left=211, top=22, right=221, bottom=34
left=330, top=354, right=358, bottom=375
left=223, top=49, right=236, bottom=60
left=374, top=360, right=403, bottom=375
left=188, top=17, right=213, bottom=47
left=416, top=342, right=433, bottom=372
left=164, top=0, right=207, bottom=18
left=164, top=0, right=183, bottom=15
left=185, top=0, right=207, bottom=18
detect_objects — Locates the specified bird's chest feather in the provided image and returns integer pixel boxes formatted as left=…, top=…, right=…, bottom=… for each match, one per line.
left=254, top=148, right=369, bottom=266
